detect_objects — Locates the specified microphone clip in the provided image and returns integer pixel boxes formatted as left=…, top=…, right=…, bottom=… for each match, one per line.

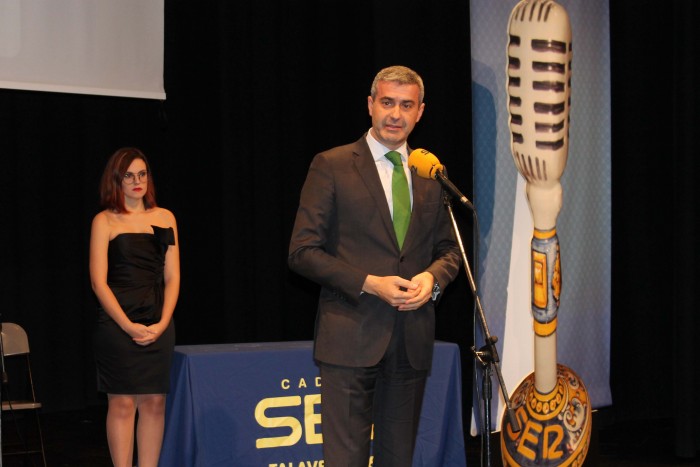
left=434, top=167, right=474, bottom=210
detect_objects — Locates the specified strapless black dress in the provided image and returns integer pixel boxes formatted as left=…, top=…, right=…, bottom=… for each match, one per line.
left=93, top=226, right=176, bottom=394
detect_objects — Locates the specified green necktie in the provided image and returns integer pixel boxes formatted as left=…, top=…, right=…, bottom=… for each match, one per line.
left=385, top=150, right=411, bottom=248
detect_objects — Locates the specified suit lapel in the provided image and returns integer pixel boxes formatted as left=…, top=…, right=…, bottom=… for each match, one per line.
left=403, top=172, right=430, bottom=251
left=353, top=138, right=436, bottom=252
left=352, top=139, right=399, bottom=249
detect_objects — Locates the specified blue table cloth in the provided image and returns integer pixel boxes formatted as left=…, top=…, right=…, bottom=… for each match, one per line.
left=159, top=340, right=466, bottom=467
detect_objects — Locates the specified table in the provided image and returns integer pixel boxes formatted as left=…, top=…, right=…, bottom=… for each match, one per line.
left=159, top=341, right=466, bottom=467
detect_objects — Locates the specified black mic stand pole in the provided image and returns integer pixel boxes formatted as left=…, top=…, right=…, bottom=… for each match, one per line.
left=441, top=191, right=520, bottom=467
left=1, top=317, right=4, bottom=461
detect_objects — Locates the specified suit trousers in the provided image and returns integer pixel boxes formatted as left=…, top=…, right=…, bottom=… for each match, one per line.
left=318, top=313, right=429, bottom=467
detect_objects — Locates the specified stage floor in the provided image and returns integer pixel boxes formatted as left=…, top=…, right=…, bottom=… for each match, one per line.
left=1, top=405, right=691, bottom=466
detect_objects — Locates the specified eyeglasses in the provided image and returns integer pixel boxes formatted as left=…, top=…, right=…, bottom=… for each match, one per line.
left=123, top=170, right=148, bottom=184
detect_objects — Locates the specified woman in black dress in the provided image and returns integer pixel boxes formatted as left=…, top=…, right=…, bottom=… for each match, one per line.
left=90, top=147, right=180, bottom=467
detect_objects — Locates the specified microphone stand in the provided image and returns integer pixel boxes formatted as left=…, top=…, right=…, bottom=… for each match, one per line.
left=441, top=191, right=520, bottom=467
left=1, top=318, right=4, bottom=457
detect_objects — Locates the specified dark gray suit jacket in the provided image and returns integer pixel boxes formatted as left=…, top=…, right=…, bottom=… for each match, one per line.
left=288, top=135, right=461, bottom=371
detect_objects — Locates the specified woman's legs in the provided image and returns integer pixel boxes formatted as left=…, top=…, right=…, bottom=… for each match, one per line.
left=134, top=394, right=166, bottom=467
left=106, top=393, right=166, bottom=467
left=106, top=394, right=137, bottom=467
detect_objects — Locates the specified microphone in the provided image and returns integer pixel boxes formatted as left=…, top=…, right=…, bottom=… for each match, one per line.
left=506, top=0, right=572, bottom=229
left=408, top=148, right=474, bottom=209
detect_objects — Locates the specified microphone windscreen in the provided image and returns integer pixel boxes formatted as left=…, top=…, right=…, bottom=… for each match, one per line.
left=408, top=148, right=443, bottom=179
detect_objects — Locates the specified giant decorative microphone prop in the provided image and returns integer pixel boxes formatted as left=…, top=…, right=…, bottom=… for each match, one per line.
left=500, top=1, right=592, bottom=465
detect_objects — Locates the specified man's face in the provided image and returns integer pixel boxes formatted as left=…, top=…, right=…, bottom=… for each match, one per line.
left=368, top=80, right=425, bottom=150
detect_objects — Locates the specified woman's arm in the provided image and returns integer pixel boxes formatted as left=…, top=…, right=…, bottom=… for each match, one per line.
left=156, top=208, right=180, bottom=331
left=89, top=212, right=152, bottom=341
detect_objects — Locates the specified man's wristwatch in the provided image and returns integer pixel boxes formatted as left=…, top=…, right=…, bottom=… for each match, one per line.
left=431, top=281, right=441, bottom=302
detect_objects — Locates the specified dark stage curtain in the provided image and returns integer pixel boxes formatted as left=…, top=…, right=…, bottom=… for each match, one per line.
left=0, top=0, right=697, bottom=459
left=610, top=0, right=699, bottom=459
left=0, top=1, right=474, bottom=411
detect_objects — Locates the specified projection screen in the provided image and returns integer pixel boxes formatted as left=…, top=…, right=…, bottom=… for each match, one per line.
left=0, top=0, right=165, bottom=100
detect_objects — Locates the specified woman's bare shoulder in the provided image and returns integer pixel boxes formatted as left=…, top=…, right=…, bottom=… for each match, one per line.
left=92, top=209, right=114, bottom=226
left=152, top=207, right=177, bottom=226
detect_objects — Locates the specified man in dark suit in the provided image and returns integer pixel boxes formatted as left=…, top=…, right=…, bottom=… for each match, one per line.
left=288, top=65, right=461, bottom=467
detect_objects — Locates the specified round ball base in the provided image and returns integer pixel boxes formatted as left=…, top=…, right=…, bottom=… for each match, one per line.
left=500, top=364, right=592, bottom=466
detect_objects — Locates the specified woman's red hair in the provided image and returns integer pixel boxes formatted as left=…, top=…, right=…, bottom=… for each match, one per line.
left=99, top=147, right=157, bottom=213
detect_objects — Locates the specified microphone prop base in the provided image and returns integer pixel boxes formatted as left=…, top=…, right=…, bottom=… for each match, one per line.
left=500, top=364, right=592, bottom=467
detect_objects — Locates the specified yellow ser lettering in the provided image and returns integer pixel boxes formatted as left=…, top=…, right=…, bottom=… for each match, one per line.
left=544, top=424, right=564, bottom=460
left=516, top=419, right=542, bottom=461
left=255, top=396, right=303, bottom=448
left=304, top=394, right=322, bottom=444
